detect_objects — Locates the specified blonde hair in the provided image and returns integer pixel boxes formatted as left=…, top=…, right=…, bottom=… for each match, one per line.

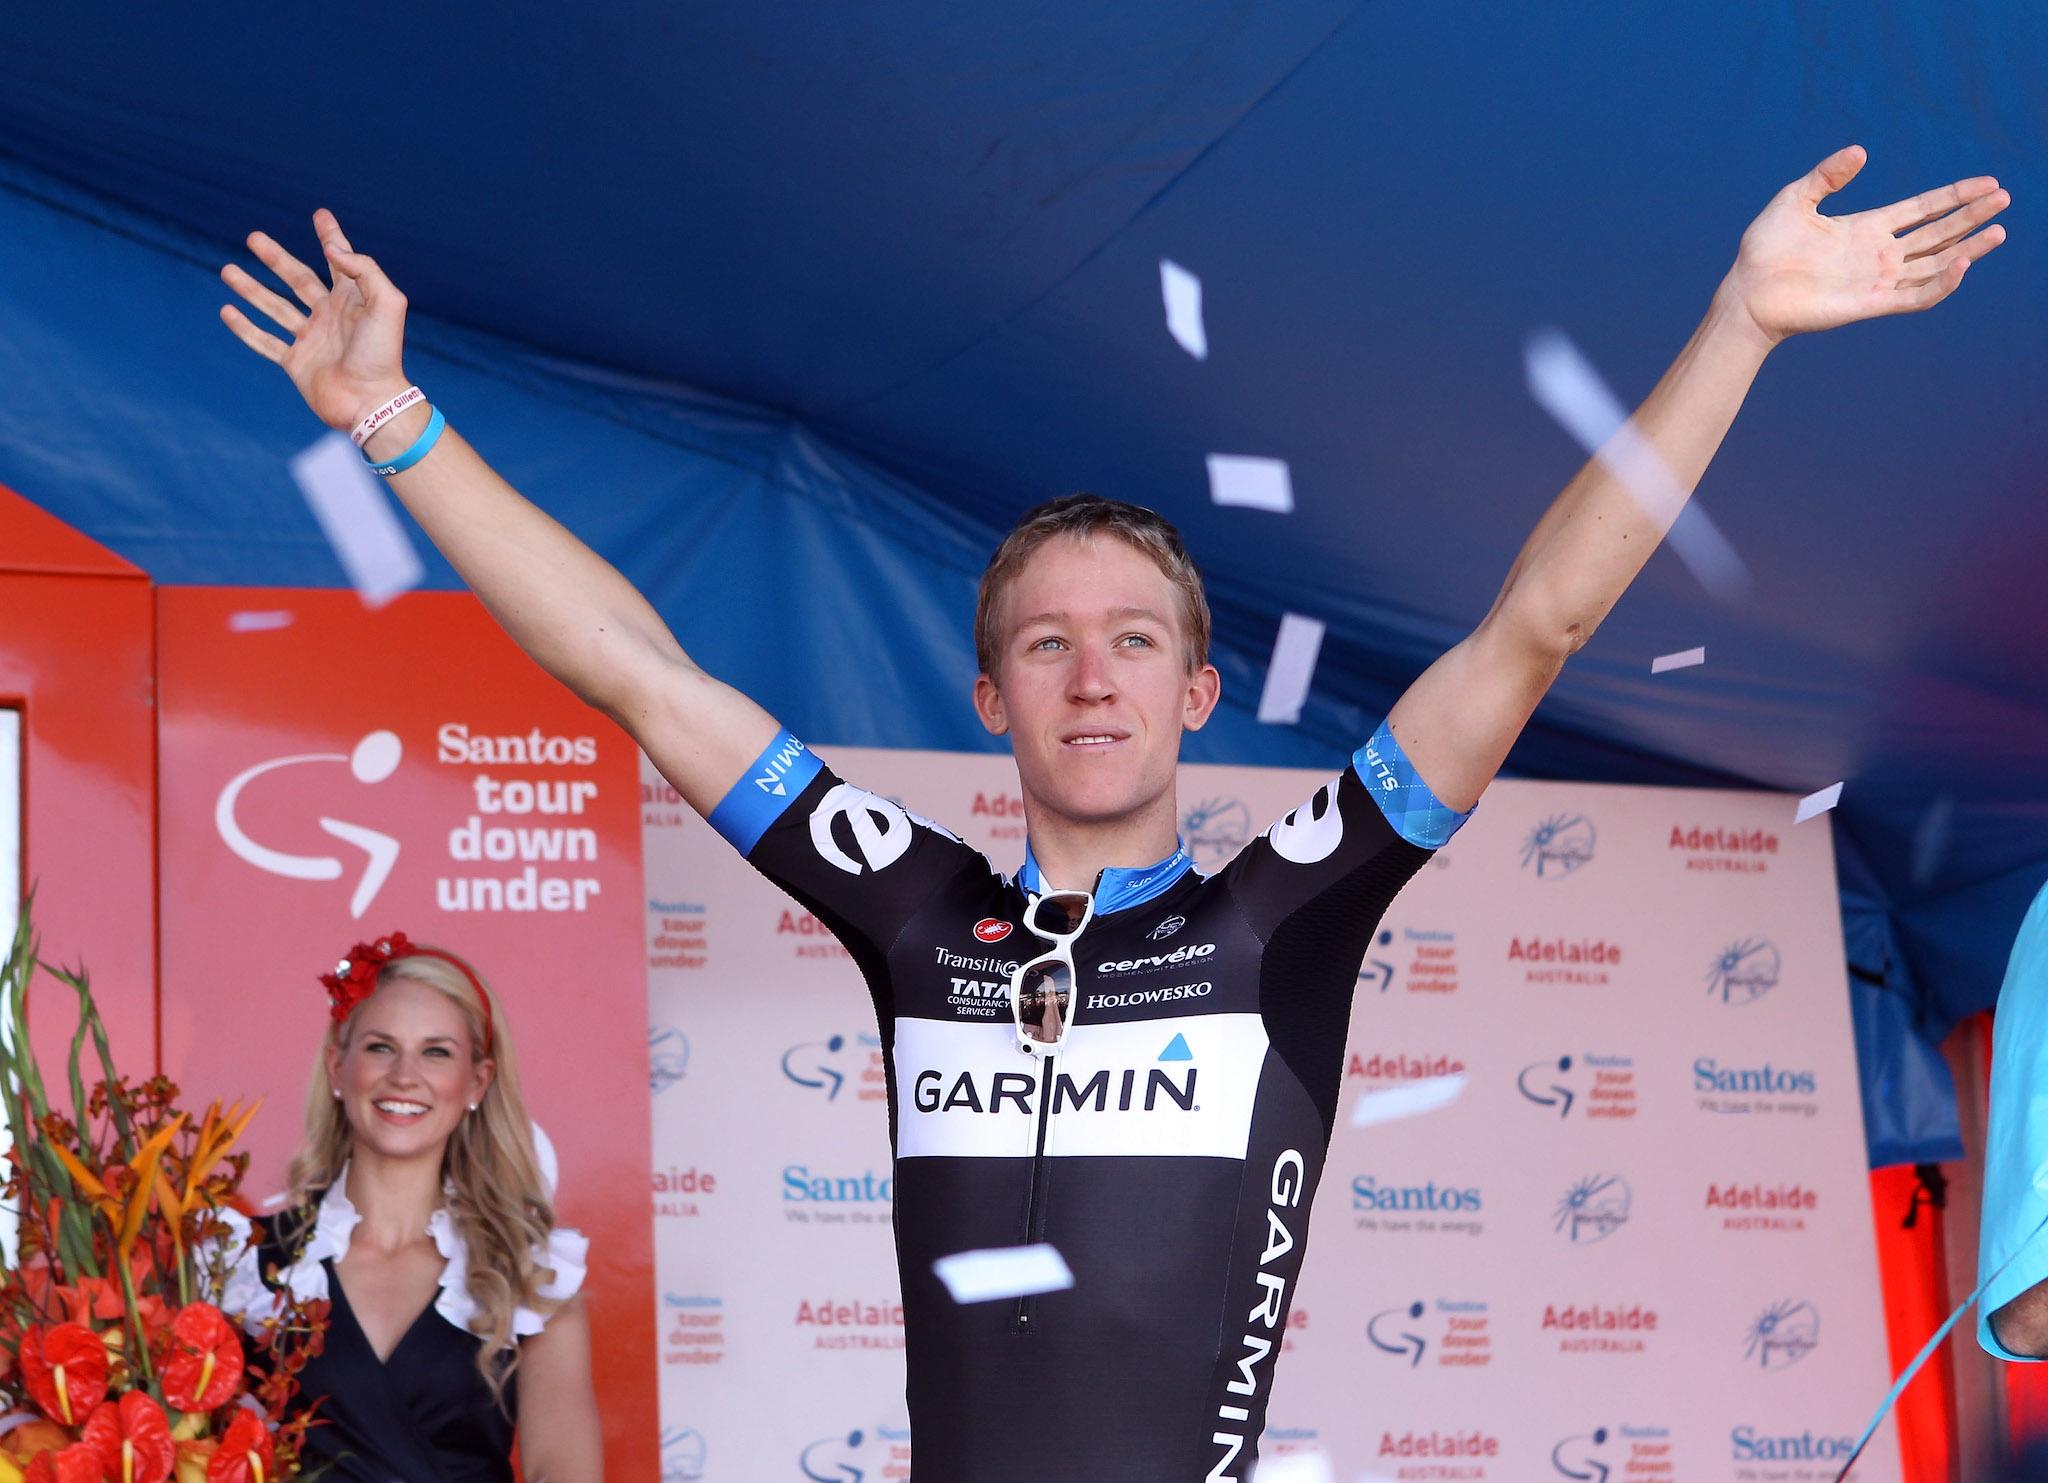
left=974, top=494, right=1212, bottom=678
left=286, top=949, right=560, bottom=1403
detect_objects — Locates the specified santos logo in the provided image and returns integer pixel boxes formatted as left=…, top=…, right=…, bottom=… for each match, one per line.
left=1520, top=813, right=1596, bottom=879
left=1351, top=1176, right=1481, bottom=1214
left=1706, top=938, right=1782, bottom=1005
left=1692, top=1058, right=1816, bottom=1095
left=215, top=730, right=404, bottom=918
left=1729, top=1426, right=1855, bottom=1463
left=895, top=1014, right=1269, bottom=1161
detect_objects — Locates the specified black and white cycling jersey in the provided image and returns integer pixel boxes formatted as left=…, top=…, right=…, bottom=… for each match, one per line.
left=709, top=723, right=1469, bottom=1481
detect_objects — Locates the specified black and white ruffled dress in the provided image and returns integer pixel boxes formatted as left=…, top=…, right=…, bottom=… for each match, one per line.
left=217, top=1166, right=588, bottom=1483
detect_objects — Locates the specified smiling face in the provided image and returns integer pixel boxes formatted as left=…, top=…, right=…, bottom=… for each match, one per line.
left=327, top=975, right=493, bottom=1165
left=974, top=533, right=1220, bottom=838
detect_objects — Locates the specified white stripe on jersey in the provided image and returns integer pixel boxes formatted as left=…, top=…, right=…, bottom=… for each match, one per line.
left=895, top=1014, right=1270, bottom=1161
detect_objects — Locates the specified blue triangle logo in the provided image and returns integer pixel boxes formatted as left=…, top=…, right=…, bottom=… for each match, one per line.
left=1159, top=1033, right=1193, bottom=1062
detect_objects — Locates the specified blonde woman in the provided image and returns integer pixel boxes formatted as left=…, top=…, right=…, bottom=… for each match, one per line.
left=219, top=933, right=601, bottom=1482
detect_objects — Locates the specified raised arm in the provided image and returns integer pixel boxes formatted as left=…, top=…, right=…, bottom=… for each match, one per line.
left=1387, top=146, right=2009, bottom=812
left=219, top=209, right=778, bottom=815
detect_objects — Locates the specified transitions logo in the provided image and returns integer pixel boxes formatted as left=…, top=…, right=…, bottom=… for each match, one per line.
left=1520, top=813, right=1596, bottom=878
left=797, top=1425, right=911, bottom=1481
left=659, top=1426, right=707, bottom=1482
left=1181, top=796, right=1252, bottom=871
left=649, top=1026, right=690, bottom=1094
left=1706, top=938, right=1782, bottom=1005
left=1744, top=1298, right=1820, bottom=1370
left=781, top=1033, right=885, bottom=1101
left=1357, top=929, right=1396, bottom=994
left=1552, top=1427, right=1610, bottom=1482
left=215, top=730, right=404, bottom=918
left=1553, top=1173, right=1631, bottom=1245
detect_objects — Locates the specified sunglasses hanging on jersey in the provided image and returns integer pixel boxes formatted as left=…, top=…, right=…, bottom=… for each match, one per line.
left=1010, top=889, right=1095, bottom=1055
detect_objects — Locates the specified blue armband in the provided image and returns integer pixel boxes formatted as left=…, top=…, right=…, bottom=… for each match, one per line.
left=1352, top=720, right=1473, bottom=849
left=708, top=730, right=823, bottom=855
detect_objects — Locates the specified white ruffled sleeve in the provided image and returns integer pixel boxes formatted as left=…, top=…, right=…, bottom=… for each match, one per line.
left=205, top=1207, right=274, bottom=1333
left=512, top=1225, right=590, bottom=1339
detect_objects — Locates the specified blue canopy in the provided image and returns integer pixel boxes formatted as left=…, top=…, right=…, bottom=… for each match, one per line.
left=3, top=2, right=2042, bottom=1164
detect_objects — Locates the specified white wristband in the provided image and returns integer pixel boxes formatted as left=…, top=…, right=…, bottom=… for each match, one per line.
left=350, top=386, right=427, bottom=448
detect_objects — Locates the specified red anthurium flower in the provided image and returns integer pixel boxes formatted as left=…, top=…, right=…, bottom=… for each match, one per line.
left=83, top=1392, right=176, bottom=1483
left=18, top=1323, right=110, bottom=1425
left=160, top=1305, right=242, bottom=1415
left=24, top=1444, right=105, bottom=1483
left=203, top=1414, right=274, bottom=1483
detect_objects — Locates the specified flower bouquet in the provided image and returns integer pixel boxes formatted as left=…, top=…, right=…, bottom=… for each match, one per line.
left=0, top=904, right=327, bottom=1482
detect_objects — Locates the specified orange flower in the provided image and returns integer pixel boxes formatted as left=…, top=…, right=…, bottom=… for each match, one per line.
left=0, top=1424, right=70, bottom=1464
left=82, top=1392, right=176, bottom=1483
left=159, top=1305, right=241, bottom=1414
left=202, top=1415, right=272, bottom=1483
left=22, top=1446, right=101, bottom=1483
left=17, top=1323, right=109, bottom=1425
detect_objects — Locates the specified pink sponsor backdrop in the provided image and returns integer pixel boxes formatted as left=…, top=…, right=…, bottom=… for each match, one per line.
left=643, top=745, right=1900, bottom=1483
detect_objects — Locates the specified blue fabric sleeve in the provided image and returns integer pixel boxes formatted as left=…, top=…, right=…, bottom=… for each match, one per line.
left=1351, top=719, right=1473, bottom=850
left=707, top=729, right=824, bottom=856
left=1979, top=880, right=2048, bottom=1359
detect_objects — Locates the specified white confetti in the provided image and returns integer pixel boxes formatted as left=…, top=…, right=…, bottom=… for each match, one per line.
left=289, top=431, right=425, bottom=609
left=1207, top=454, right=1294, bottom=514
left=1257, top=613, right=1326, bottom=724
left=1795, top=782, right=1844, bottom=824
left=228, top=609, right=295, bottom=633
left=1254, top=1455, right=1334, bottom=1483
left=933, top=1244, right=1074, bottom=1304
left=1352, top=1073, right=1468, bottom=1128
left=1161, top=259, right=1208, bottom=360
left=1650, top=646, right=1706, bottom=674
left=1525, top=330, right=1751, bottom=598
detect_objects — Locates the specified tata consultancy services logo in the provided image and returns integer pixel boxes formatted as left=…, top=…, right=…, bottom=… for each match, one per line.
left=660, top=1427, right=707, bottom=1482
left=798, top=1426, right=909, bottom=1481
left=1520, top=813, right=1596, bottom=879
left=649, top=1027, right=690, bottom=1094
left=781, top=1034, right=884, bottom=1101
left=1553, top=1173, right=1631, bottom=1245
left=1552, top=1428, right=1610, bottom=1482
left=1707, top=939, right=1782, bottom=1005
left=215, top=730, right=404, bottom=918
left=1181, top=796, right=1252, bottom=872
left=1744, top=1298, right=1819, bottom=1370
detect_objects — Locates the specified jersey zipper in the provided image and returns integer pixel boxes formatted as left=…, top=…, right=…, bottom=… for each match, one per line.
left=1012, top=1053, right=1057, bottom=1331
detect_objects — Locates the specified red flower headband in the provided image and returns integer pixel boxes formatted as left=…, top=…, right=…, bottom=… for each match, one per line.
left=318, top=931, right=496, bottom=1053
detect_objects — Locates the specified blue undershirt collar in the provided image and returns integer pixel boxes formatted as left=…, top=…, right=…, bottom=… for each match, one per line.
left=1017, top=837, right=1195, bottom=916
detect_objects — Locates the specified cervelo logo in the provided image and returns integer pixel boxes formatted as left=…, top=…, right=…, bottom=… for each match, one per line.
left=1553, top=1174, right=1631, bottom=1245
left=1267, top=780, right=1344, bottom=865
left=214, top=730, right=403, bottom=918
left=1094, top=941, right=1218, bottom=977
left=1149, top=914, right=1186, bottom=941
left=1743, top=1299, right=1819, bottom=1370
left=973, top=918, right=1013, bottom=943
left=1706, top=939, right=1782, bottom=1005
left=1521, top=813, right=1596, bottom=878
left=1207, top=1148, right=1306, bottom=1481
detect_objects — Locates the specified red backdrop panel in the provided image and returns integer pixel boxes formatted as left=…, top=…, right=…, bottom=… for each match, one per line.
left=0, top=484, right=157, bottom=1081
left=155, top=587, right=656, bottom=1477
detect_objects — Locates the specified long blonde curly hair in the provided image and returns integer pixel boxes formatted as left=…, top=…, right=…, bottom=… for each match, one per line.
left=285, top=948, right=562, bottom=1401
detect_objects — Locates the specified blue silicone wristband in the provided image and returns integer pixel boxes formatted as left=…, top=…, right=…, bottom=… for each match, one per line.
left=364, top=405, right=446, bottom=476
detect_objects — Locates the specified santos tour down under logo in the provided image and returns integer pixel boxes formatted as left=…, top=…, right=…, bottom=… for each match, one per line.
left=214, top=730, right=404, bottom=918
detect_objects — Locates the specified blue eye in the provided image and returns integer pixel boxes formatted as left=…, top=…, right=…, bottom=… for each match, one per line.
left=1119, top=633, right=1154, bottom=648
